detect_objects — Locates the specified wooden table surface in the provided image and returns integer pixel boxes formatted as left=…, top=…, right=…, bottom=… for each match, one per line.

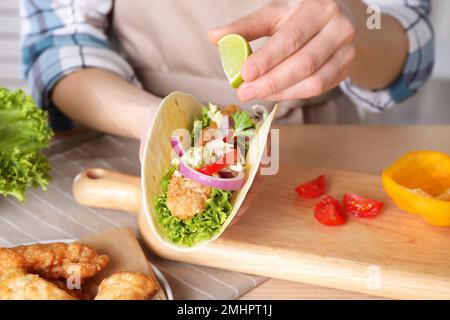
left=240, top=124, right=450, bottom=300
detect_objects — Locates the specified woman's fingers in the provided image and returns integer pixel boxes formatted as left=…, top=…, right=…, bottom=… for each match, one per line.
left=265, top=43, right=356, bottom=101
left=210, top=0, right=357, bottom=101
left=241, top=5, right=331, bottom=82
left=208, top=4, right=280, bottom=45
left=237, top=13, right=355, bottom=101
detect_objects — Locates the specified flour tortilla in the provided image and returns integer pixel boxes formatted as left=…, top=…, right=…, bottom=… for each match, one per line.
left=141, top=92, right=278, bottom=251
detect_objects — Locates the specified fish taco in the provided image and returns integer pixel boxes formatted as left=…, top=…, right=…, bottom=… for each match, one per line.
left=142, top=92, right=277, bottom=250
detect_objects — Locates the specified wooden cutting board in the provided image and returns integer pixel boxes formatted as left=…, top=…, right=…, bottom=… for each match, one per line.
left=142, top=165, right=450, bottom=300
left=73, top=164, right=450, bottom=299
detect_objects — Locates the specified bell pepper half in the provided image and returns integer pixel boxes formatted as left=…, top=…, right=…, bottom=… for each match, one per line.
left=382, top=151, right=450, bottom=227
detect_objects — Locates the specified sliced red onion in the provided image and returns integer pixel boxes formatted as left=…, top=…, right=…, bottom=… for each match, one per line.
left=170, top=136, right=185, bottom=157
left=179, top=161, right=244, bottom=190
left=218, top=170, right=234, bottom=179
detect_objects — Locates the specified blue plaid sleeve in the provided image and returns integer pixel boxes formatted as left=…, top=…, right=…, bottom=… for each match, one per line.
left=340, top=0, right=434, bottom=112
left=20, top=0, right=139, bottom=130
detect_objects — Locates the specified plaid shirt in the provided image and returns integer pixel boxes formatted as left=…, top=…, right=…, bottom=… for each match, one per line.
left=20, top=0, right=434, bottom=129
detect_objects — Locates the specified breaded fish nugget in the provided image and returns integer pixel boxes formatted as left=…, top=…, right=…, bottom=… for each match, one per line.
left=0, top=269, right=76, bottom=300
left=7, top=242, right=109, bottom=280
left=95, top=272, right=159, bottom=300
left=0, top=248, right=25, bottom=273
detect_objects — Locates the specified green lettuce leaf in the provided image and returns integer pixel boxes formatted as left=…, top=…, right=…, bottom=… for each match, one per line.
left=232, top=111, right=255, bottom=138
left=154, top=167, right=233, bottom=247
left=201, top=106, right=212, bottom=128
left=0, top=87, right=53, bottom=202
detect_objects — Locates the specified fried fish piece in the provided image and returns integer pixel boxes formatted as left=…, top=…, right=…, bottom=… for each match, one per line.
left=0, top=248, right=26, bottom=274
left=167, top=175, right=212, bottom=220
left=94, top=272, right=159, bottom=300
left=50, top=280, right=91, bottom=300
left=0, top=269, right=76, bottom=300
left=221, top=104, right=241, bottom=116
left=1, top=242, right=109, bottom=280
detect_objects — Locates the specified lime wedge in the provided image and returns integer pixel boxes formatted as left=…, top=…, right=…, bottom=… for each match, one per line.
left=218, top=34, right=252, bottom=89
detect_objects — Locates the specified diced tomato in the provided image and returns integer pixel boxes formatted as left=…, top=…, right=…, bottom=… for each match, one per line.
left=343, top=193, right=384, bottom=217
left=295, top=175, right=326, bottom=199
left=197, top=149, right=239, bottom=176
left=314, top=196, right=346, bottom=226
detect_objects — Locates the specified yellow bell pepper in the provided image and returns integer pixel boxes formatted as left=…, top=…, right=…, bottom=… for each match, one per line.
left=382, top=151, right=450, bottom=227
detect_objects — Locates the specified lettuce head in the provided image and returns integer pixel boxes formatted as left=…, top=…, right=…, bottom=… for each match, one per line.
left=0, top=87, right=53, bottom=202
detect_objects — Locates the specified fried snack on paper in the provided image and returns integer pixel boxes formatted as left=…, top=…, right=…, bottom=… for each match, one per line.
left=5, top=242, right=109, bottom=280
left=50, top=280, right=91, bottom=300
left=0, top=244, right=105, bottom=300
left=0, top=269, right=76, bottom=300
left=95, top=271, right=159, bottom=300
left=0, top=228, right=164, bottom=300
left=0, top=248, right=26, bottom=273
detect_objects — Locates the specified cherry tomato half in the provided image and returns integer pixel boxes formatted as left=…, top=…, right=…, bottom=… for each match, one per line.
left=314, top=196, right=346, bottom=226
left=343, top=193, right=384, bottom=217
left=197, top=149, right=239, bottom=176
left=295, top=175, right=326, bottom=199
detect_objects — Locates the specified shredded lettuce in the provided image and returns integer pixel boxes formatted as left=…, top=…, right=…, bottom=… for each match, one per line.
left=154, top=167, right=233, bottom=247
left=0, top=88, right=53, bottom=202
left=232, top=111, right=255, bottom=138
left=231, top=111, right=255, bottom=155
left=201, top=106, right=212, bottom=129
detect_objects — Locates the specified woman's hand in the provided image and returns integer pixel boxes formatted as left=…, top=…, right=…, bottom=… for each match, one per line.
left=209, top=0, right=357, bottom=102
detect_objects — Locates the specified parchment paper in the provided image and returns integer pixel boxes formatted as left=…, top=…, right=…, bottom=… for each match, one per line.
left=80, top=227, right=166, bottom=300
